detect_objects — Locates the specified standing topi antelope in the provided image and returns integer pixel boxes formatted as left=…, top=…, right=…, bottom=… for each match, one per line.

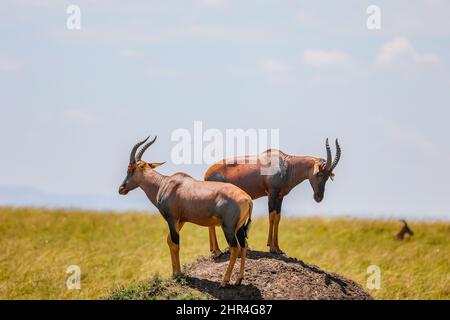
left=205, top=139, right=341, bottom=255
left=118, top=136, right=253, bottom=287
left=396, top=220, right=414, bottom=240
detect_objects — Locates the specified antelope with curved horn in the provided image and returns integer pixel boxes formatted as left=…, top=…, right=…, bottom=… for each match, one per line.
left=119, top=136, right=253, bottom=287
left=205, top=139, right=341, bottom=255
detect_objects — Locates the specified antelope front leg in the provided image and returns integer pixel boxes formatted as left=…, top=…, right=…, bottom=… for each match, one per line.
left=167, top=233, right=180, bottom=276
left=273, top=213, right=284, bottom=254
left=236, top=241, right=248, bottom=285
left=209, top=226, right=222, bottom=258
left=268, top=194, right=284, bottom=254
left=267, top=211, right=276, bottom=251
left=166, top=220, right=183, bottom=277
left=268, top=192, right=282, bottom=253
left=221, top=246, right=239, bottom=287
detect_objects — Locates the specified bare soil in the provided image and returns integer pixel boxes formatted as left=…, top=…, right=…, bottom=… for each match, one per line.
left=183, top=250, right=373, bottom=300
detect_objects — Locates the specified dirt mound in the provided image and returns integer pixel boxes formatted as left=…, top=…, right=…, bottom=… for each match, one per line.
left=183, top=250, right=372, bottom=300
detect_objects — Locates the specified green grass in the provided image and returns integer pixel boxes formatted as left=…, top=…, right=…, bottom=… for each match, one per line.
left=105, top=274, right=207, bottom=300
left=0, top=207, right=448, bottom=300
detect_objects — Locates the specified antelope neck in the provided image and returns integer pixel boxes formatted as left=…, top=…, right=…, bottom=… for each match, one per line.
left=139, top=168, right=167, bottom=207
left=286, top=156, right=316, bottom=187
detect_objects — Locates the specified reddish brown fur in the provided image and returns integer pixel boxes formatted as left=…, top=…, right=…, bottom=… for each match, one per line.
left=120, top=145, right=253, bottom=287
left=205, top=147, right=339, bottom=254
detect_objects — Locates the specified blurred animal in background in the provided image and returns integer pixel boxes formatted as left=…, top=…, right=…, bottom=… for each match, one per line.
left=396, top=220, right=414, bottom=240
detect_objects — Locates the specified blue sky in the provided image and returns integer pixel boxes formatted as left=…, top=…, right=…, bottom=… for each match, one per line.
left=1, top=0, right=449, bottom=219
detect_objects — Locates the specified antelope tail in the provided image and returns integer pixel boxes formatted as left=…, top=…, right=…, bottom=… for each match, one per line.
left=242, top=199, right=253, bottom=239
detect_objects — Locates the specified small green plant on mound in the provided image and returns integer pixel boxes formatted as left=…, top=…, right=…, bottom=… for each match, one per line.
left=105, top=274, right=208, bottom=300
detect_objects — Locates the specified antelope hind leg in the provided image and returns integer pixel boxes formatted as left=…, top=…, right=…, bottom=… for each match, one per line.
left=236, top=241, right=248, bottom=285
left=221, top=246, right=239, bottom=287
left=209, top=226, right=223, bottom=258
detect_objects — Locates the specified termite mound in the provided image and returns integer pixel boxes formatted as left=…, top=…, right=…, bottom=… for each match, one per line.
left=183, top=250, right=373, bottom=300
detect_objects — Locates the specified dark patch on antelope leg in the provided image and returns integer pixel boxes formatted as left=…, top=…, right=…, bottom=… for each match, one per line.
left=269, top=193, right=284, bottom=255
left=276, top=197, right=283, bottom=214
left=159, top=206, right=179, bottom=245
left=236, top=226, right=246, bottom=248
left=268, top=192, right=277, bottom=213
left=164, top=212, right=179, bottom=245
left=222, top=222, right=238, bottom=248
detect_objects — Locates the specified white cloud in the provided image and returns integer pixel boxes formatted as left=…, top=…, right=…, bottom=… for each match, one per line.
left=0, top=55, right=20, bottom=72
left=292, top=2, right=450, bottom=37
left=375, top=37, right=440, bottom=68
left=259, top=59, right=294, bottom=84
left=302, top=50, right=351, bottom=68
left=260, top=59, right=291, bottom=74
left=194, top=0, right=228, bottom=9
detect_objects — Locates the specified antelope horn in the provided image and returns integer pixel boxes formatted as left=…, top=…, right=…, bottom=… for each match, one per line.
left=330, top=139, right=341, bottom=172
left=325, top=138, right=332, bottom=170
left=136, top=136, right=157, bottom=161
left=129, top=136, right=150, bottom=164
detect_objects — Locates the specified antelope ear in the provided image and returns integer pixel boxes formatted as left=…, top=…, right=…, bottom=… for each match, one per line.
left=149, top=162, right=165, bottom=169
left=329, top=172, right=335, bottom=181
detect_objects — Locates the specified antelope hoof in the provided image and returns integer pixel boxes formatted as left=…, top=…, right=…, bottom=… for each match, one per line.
left=211, top=250, right=223, bottom=259
left=220, top=280, right=229, bottom=288
left=269, top=247, right=284, bottom=255
left=172, top=272, right=183, bottom=280
left=235, top=277, right=243, bottom=286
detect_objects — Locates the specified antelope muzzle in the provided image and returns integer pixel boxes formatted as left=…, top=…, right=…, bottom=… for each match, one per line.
left=118, top=175, right=131, bottom=195
left=314, top=193, right=323, bottom=203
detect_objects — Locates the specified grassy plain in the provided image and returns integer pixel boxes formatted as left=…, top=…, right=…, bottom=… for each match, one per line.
left=0, top=207, right=448, bottom=299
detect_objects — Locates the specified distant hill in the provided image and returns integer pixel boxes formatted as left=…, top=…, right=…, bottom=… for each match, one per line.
left=0, top=185, right=148, bottom=211
left=0, top=184, right=447, bottom=220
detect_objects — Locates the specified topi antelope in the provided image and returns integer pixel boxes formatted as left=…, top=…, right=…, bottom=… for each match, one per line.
left=205, top=139, right=341, bottom=255
left=396, top=220, right=414, bottom=240
left=119, top=136, right=253, bottom=287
